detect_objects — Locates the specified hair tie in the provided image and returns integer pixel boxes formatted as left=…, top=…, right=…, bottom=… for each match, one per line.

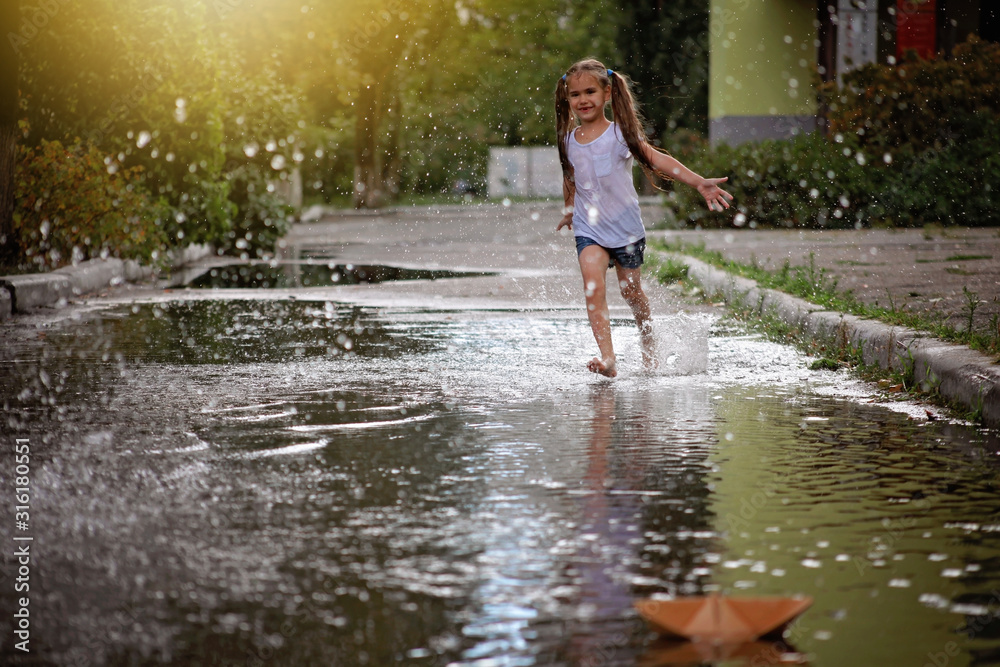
left=607, top=69, right=613, bottom=76
left=561, top=74, right=566, bottom=81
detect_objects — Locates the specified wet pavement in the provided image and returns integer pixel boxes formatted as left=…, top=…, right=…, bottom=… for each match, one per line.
left=2, top=202, right=1000, bottom=666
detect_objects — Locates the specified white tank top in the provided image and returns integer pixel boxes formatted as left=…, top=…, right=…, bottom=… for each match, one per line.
left=566, top=122, right=645, bottom=248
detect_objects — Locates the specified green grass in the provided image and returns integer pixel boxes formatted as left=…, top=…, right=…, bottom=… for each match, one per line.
left=651, top=238, right=1000, bottom=358
left=916, top=254, right=992, bottom=263
left=644, top=252, right=689, bottom=284
left=809, top=358, right=842, bottom=371
left=946, top=254, right=992, bottom=261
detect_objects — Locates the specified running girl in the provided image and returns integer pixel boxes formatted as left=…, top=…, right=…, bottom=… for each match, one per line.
left=555, top=58, right=732, bottom=377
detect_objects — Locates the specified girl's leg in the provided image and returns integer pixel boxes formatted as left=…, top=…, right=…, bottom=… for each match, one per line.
left=615, top=265, right=657, bottom=368
left=578, top=245, right=617, bottom=377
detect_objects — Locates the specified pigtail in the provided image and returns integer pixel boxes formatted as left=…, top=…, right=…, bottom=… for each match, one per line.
left=608, top=70, right=675, bottom=188
left=554, top=75, right=575, bottom=187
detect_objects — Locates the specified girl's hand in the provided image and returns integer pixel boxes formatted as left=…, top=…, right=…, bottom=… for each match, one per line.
left=697, top=177, right=734, bottom=212
left=556, top=212, right=574, bottom=231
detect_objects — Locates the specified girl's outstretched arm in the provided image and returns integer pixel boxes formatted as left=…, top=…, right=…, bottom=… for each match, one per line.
left=640, top=144, right=734, bottom=212
left=557, top=176, right=575, bottom=230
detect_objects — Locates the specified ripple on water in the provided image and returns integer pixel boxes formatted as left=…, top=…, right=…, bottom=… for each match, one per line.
left=3, top=303, right=1000, bottom=666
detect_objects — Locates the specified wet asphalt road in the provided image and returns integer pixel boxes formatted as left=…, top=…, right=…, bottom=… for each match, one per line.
left=2, top=202, right=1000, bottom=666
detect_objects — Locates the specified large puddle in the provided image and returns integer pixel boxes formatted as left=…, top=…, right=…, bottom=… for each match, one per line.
left=2, top=300, right=999, bottom=666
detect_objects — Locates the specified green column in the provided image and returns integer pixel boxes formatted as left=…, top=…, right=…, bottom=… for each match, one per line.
left=709, top=0, right=818, bottom=145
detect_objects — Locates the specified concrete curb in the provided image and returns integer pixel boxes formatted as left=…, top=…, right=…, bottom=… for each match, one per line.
left=166, top=243, right=214, bottom=267
left=0, top=258, right=145, bottom=314
left=0, top=285, right=11, bottom=319
left=662, top=252, right=1000, bottom=428
left=0, top=243, right=212, bottom=320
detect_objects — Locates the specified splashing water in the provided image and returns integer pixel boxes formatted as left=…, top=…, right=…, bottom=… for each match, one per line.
left=653, top=313, right=712, bottom=376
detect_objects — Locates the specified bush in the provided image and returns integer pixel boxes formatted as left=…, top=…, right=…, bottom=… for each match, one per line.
left=666, top=132, right=881, bottom=229
left=823, top=36, right=1000, bottom=154
left=14, top=139, right=168, bottom=271
left=221, top=163, right=294, bottom=257
left=18, top=0, right=302, bottom=258
left=877, top=111, right=1000, bottom=226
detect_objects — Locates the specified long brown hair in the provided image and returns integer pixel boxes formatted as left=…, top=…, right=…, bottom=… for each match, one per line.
left=554, top=58, right=673, bottom=189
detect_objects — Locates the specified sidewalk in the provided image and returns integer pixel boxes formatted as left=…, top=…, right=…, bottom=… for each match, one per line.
left=655, top=227, right=1000, bottom=335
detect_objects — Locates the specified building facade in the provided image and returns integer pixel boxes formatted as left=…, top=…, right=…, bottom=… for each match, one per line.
left=709, top=0, right=999, bottom=145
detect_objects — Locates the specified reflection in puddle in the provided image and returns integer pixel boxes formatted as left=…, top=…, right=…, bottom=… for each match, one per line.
left=181, top=262, right=488, bottom=289
left=2, top=303, right=999, bottom=666
left=80, top=300, right=445, bottom=363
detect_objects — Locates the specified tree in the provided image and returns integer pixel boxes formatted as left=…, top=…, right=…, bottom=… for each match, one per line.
left=0, top=1, right=19, bottom=268
left=613, top=0, right=709, bottom=139
left=316, top=0, right=454, bottom=208
left=18, top=0, right=304, bottom=256
left=390, top=0, right=620, bottom=194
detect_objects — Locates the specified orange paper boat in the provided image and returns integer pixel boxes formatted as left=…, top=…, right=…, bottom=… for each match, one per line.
left=635, top=594, right=813, bottom=645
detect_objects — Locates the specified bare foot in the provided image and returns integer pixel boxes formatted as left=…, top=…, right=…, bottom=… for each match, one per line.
left=587, top=356, right=617, bottom=377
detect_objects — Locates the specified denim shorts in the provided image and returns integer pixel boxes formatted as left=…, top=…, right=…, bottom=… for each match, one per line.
left=575, top=236, right=646, bottom=269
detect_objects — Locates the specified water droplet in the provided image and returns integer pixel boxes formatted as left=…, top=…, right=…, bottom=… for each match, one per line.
left=136, top=131, right=151, bottom=148
left=270, top=155, right=286, bottom=170
left=173, top=98, right=188, bottom=123
left=244, top=142, right=259, bottom=158
left=919, top=593, right=949, bottom=609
